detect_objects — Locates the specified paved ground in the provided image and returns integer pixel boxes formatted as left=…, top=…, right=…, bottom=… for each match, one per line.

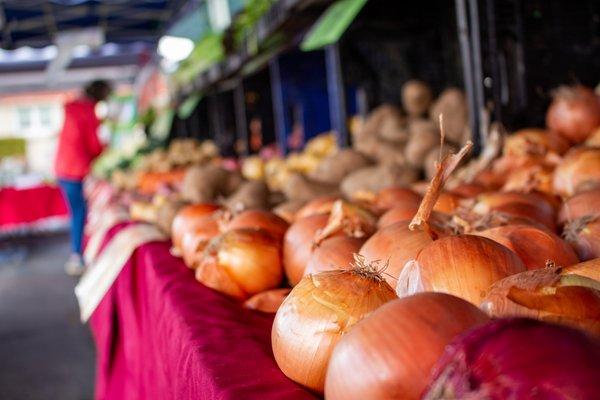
left=0, top=232, right=94, bottom=400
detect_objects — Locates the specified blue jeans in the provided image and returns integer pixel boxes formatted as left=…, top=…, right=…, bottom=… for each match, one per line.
left=58, top=179, right=86, bottom=256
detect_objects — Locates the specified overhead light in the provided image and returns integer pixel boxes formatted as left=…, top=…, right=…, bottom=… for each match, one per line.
left=158, top=36, right=194, bottom=62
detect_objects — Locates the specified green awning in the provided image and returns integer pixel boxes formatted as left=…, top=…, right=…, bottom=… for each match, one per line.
left=300, top=0, right=368, bottom=52
left=177, top=92, right=204, bottom=119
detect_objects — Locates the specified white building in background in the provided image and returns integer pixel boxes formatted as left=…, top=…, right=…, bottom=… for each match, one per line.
left=0, top=90, right=76, bottom=175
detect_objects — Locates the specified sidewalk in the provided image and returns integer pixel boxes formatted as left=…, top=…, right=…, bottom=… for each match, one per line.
left=0, top=233, right=94, bottom=400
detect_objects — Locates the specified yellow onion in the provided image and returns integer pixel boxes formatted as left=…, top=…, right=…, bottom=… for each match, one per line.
left=558, top=188, right=600, bottom=225
left=180, top=215, right=221, bottom=268
left=312, top=200, right=377, bottom=245
left=272, top=200, right=305, bottom=223
left=553, top=147, right=600, bottom=197
left=325, top=293, right=489, bottom=400
left=372, top=186, right=422, bottom=213
left=564, top=217, right=600, bottom=260
left=476, top=224, right=578, bottom=270
left=224, top=209, right=289, bottom=242
left=377, top=204, right=420, bottom=228
left=503, top=128, right=571, bottom=157
left=171, top=203, right=220, bottom=255
left=195, top=228, right=282, bottom=299
left=502, top=163, right=555, bottom=194
left=397, top=235, right=526, bottom=305
left=295, top=195, right=339, bottom=220
left=283, top=214, right=332, bottom=285
left=449, top=183, right=487, bottom=198
left=304, top=236, right=364, bottom=276
left=546, top=85, right=600, bottom=143
left=481, top=266, right=600, bottom=336
left=360, top=220, right=436, bottom=288
left=433, top=191, right=462, bottom=214
left=243, top=288, right=291, bottom=313
left=272, top=260, right=396, bottom=393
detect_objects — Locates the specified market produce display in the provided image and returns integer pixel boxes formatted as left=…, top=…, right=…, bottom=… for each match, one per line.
left=93, top=82, right=600, bottom=399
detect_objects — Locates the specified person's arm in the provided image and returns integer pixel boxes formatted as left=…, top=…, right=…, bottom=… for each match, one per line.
left=83, top=108, right=105, bottom=159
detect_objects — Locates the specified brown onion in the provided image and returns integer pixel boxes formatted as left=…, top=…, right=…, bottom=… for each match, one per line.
left=272, top=200, right=305, bottom=223
left=195, top=228, right=282, bottom=299
left=295, top=195, right=339, bottom=220
left=546, top=85, right=600, bottom=143
left=476, top=224, right=578, bottom=270
left=224, top=209, right=289, bottom=241
left=564, top=217, right=600, bottom=260
left=283, top=214, right=332, bottom=285
left=377, top=204, right=420, bottom=228
left=313, top=200, right=377, bottom=245
left=325, top=293, right=489, bottom=400
left=562, top=258, right=600, bottom=281
left=449, top=183, right=487, bottom=198
left=360, top=220, right=435, bottom=288
left=433, top=191, right=462, bottom=214
left=553, top=147, right=600, bottom=197
left=243, top=288, right=291, bottom=313
left=481, top=266, right=600, bottom=336
left=504, top=128, right=571, bottom=157
left=180, top=214, right=221, bottom=268
left=502, top=163, right=555, bottom=194
left=397, top=235, right=526, bottom=305
left=558, top=188, right=600, bottom=225
left=272, top=262, right=396, bottom=393
left=304, top=236, right=364, bottom=276
left=171, top=204, right=221, bottom=254
left=372, top=186, right=422, bottom=213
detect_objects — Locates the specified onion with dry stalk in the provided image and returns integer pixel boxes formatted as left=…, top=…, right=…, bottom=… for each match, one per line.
left=223, top=209, right=289, bottom=242
left=475, top=224, right=578, bottom=270
left=396, top=140, right=526, bottom=305
left=553, top=147, right=600, bottom=197
left=564, top=216, right=600, bottom=260
left=558, top=189, right=600, bottom=225
left=272, top=256, right=396, bottom=393
left=481, top=263, right=600, bottom=336
left=546, top=85, right=600, bottom=143
left=294, top=195, right=339, bottom=220
left=171, top=203, right=220, bottom=256
left=312, top=200, right=377, bottom=246
left=243, top=288, right=291, bottom=313
left=377, top=204, right=421, bottom=228
left=325, top=292, right=489, bottom=400
left=195, top=228, right=283, bottom=299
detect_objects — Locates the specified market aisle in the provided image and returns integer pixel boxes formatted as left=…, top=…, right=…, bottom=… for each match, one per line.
left=0, top=233, right=94, bottom=400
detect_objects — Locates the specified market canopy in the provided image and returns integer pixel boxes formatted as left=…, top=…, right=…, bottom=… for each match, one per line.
left=0, top=0, right=187, bottom=49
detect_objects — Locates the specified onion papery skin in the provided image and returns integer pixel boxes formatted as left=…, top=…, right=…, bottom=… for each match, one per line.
left=503, top=128, right=571, bottom=157
left=283, top=214, right=333, bottom=285
left=304, top=236, right=364, bottom=276
left=502, top=163, right=555, bottom=195
left=564, top=218, right=600, bottom=261
left=476, top=225, right=578, bottom=270
left=243, top=288, right=291, bottom=313
left=558, top=189, right=600, bottom=225
left=377, top=204, right=420, bottom=228
left=546, top=85, right=600, bottom=143
left=324, top=293, right=489, bottom=400
left=422, top=318, right=600, bottom=400
left=225, top=209, right=289, bottom=242
left=397, top=235, right=526, bottom=305
left=562, top=258, right=600, bottom=281
left=481, top=267, right=600, bottom=336
left=195, top=228, right=283, bottom=299
left=433, top=191, right=462, bottom=214
left=373, top=187, right=422, bottom=213
left=272, top=269, right=396, bottom=393
left=180, top=215, right=221, bottom=268
left=360, top=220, right=435, bottom=288
left=553, top=147, right=600, bottom=197
left=449, top=183, right=487, bottom=198
left=171, top=203, right=220, bottom=254
left=295, top=195, right=339, bottom=220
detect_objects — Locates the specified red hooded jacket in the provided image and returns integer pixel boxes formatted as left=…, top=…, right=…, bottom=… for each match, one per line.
left=54, top=98, right=104, bottom=180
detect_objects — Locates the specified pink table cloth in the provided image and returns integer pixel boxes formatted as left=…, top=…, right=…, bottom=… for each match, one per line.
left=89, top=222, right=316, bottom=400
left=0, top=184, right=68, bottom=231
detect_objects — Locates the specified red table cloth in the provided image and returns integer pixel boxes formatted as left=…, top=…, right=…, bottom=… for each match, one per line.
left=0, top=184, right=68, bottom=230
left=89, top=222, right=316, bottom=400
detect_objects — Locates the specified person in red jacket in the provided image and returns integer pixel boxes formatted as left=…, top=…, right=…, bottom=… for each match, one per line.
left=55, top=80, right=111, bottom=275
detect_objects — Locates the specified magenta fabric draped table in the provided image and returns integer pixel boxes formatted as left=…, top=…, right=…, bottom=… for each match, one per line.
left=89, top=222, right=316, bottom=400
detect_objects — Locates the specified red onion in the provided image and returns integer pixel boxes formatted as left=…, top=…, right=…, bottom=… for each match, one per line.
left=423, top=318, right=600, bottom=399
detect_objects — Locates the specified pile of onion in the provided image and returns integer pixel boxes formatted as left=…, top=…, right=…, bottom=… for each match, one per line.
left=272, top=256, right=396, bottom=393
left=170, top=203, right=220, bottom=256
left=481, top=264, right=600, bottom=335
left=423, top=318, right=600, bottom=399
left=475, top=224, right=578, bottom=270
left=324, top=292, right=489, bottom=400
left=195, top=228, right=282, bottom=299
left=553, top=147, right=600, bottom=197
left=546, top=85, right=600, bottom=143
